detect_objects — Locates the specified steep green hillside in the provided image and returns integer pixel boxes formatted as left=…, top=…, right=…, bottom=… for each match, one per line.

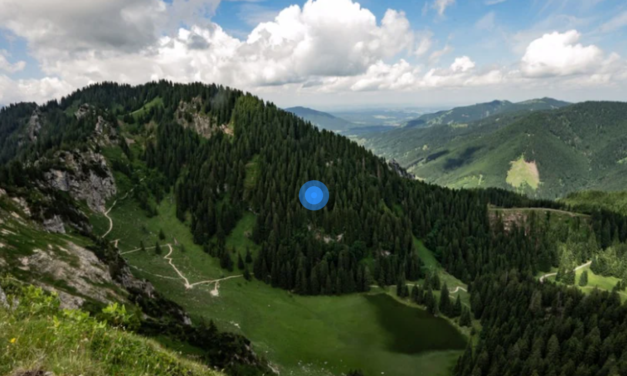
left=0, top=282, right=222, bottom=376
left=285, top=106, right=355, bottom=132
left=404, top=97, right=569, bottom=128
left=368, top=101, right=627, bottom=199
left=3, top=82, right=627, bottom=376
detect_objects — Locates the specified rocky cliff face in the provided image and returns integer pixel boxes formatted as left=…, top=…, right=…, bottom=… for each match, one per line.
left=176, top=98, right=232, bottom=138
left=42, top=149, right=116, bottom=213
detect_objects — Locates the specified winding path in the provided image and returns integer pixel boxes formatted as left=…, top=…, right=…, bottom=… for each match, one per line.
left=539, top=261, right=592, bottom=283
left=101, top=180, right=144, bottom=239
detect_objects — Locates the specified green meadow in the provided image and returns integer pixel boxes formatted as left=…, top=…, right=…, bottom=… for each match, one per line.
left=92, top=194, right=467, bottom=376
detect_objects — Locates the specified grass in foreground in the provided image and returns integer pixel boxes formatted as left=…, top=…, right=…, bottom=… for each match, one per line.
left=0, top=284, right=220, bottom=376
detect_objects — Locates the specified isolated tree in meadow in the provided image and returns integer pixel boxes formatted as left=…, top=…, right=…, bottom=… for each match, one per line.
left=439, top=283, right=451, bottom=316
left=432, top=272, right=441, bottom=291
left=244, top=266, right=252, bottom=281
left=579, top=270, right=589, bottom=286
left=159, top=229, right=166, bottom=240
left=245, top=247, right=253, bottom=263
left=155, top=241, right=162, bottom=255
left=238, top=252, right=245, bottom=270
left=460, top=308, right=472, bottom=327
left=140, top=240, right=146, bottom=252
left=453, top=295, right=462, bottom=318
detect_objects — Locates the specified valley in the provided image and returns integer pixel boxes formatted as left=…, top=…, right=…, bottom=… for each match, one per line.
left=91, top=188, right=468, bottom=376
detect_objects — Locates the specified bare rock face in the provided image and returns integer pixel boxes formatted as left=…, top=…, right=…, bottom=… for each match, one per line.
left=18, top=243, right=123, bottom=309
left=74, top=104, right=92, bottom=120
left=176, top=98, right=229, bottom=138
left=43, top=215, right=65, bottom=234
left=43, top=149, right=116, bottom=213
left=388, top=159, right=416, bottom=180
left=27, top=109, right=43, bottom=142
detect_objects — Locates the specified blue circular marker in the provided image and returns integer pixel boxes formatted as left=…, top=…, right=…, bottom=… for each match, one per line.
left=299, top=181, right=329, bottom=211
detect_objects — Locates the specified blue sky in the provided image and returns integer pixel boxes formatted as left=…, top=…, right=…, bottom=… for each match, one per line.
left=1, top=0, right=627, bottom=108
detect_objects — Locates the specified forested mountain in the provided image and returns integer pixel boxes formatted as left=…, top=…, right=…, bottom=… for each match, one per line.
left=285, top=106, right=355, bottom=132
left=365, top=101, right=627, bottom=199
left=404, top=97, right=570, bottom=128
left=1, top=82, right=627, bottom=376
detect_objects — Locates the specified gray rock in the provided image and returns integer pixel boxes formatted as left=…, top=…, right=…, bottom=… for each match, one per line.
left=43, top=149, right=116, bottom=213
left=27, top=108, right=43, bottom=141
left=43, top=215, right=66, bottom=234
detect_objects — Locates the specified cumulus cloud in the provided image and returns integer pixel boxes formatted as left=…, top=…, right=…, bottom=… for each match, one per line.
left=521, top=30, right=610, bottom=77
left=0, top=75, right=74, bottom=104
left=451, top=56, right=476, bottom=72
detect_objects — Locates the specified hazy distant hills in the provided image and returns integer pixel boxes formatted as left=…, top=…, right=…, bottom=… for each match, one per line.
left=285, top=106, right=356, bottom=132
left=365, top=100, right=627, bottom=199
left=405, top=98, right=571, bottom=128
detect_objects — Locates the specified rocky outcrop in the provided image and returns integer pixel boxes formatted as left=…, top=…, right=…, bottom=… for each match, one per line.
left=74, top=104, right=92, bottom=120
left=43, top=149, right=116, bottom=213
left=26, top=109, right=43, bottom=142
left=43, top=215, right=65, bottom=234
left=176, top=98, right=229, bottom=138
left=388, top=159, right=416, bottom=180
left=17, top=243, right=123, bottom=309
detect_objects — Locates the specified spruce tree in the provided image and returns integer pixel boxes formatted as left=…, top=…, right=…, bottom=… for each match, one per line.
left=439, top=283, right=451, bottom=316
left=238, top=252, right=245, bottom=270
left=140, top=240, right=146, bottom=252
left=579, top=270, right=589, bottom=286
left=460, top=308, right=472, bottom=327
left=453, top=294, right=462, bottom=318
left=245, top=247, right=253, bottom=263
left=155, top=241, right=162, bottom=255
left=159, top=229, right=166, bottom=240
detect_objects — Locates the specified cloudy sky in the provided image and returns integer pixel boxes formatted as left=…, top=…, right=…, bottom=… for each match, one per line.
left=1, top=0, right=626, bottom=109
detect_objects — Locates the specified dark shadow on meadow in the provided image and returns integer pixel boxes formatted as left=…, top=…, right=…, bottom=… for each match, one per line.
left=364, top=294, right=467, bottom=354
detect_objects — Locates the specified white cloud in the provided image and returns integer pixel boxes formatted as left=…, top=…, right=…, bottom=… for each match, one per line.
left=0, top=75, right=74, bottom=104
left=475, top=12, right=496, bottom=31
left=0, top=51, right=26, bottom=73
left=432, top=0, right=455, bottom=16
left=521, top=30, right=609, bottom=77
left=599, top=11, right=627, bottom=33
left=451, top=56, right=476, bottom=72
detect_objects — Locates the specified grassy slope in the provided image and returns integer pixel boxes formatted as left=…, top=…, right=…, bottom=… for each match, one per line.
left=93, top=193, right=467, bottom=376
left=0, top=287, right=220, bottom=376
left=544, top=265, right=627, bottom=303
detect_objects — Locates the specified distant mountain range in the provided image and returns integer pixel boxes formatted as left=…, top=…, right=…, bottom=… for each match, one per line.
left=285, top=106, right=355, bottom=132
left=404, top=98, right=570, bottom=128
left=364, top=99, right=627, bottom=199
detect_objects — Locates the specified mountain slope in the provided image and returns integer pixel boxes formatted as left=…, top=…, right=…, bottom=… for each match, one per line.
left=404, top=97, right=570, bottom=128
left=285, top=106, right=355, bottom=132
left=366, top=101, right=627, bottom=198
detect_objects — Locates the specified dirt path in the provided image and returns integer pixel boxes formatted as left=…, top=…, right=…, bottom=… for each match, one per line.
left=101, top=180, right=143, bottom=239
left=540, top=261, right=592, bottom=283
left=450, top=286, right=467, bottom=293
left=491, top=207, right=589, bottom=218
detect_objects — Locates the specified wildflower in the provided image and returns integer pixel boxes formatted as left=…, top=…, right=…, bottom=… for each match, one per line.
left=10, top=338, right=16, bottom=344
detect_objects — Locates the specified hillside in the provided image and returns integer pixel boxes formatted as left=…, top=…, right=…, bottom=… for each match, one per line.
left=562, top=190, right=627, bottom=216
left=404, top=97, right=569, bottom=128
left=2, top=82, right=627, bottom=376
left=285, top=106, right=355, bottom=132
left=366, top=101, right=627, bottom=199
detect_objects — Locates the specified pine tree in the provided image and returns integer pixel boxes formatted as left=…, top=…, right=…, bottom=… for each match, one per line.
left=439, top=283, right=451, bottom=316
left=245, top=247, right=253, bottom=263
left=155, top=241, right=162, bottom=255
left=238, top=252, right=245, bottom=270
left=579, top=270, right=589, bottom=286
left=140, top=240, right=146, bottom=252
left=244, top=266, right=252, bottom=281
left=159, top=229, right=166, bottom=240
left=460, top=307, right=472, bottom=327
left=453, top=294, right=462, bottom=318
left=432, top=272, right=441, bottom=291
